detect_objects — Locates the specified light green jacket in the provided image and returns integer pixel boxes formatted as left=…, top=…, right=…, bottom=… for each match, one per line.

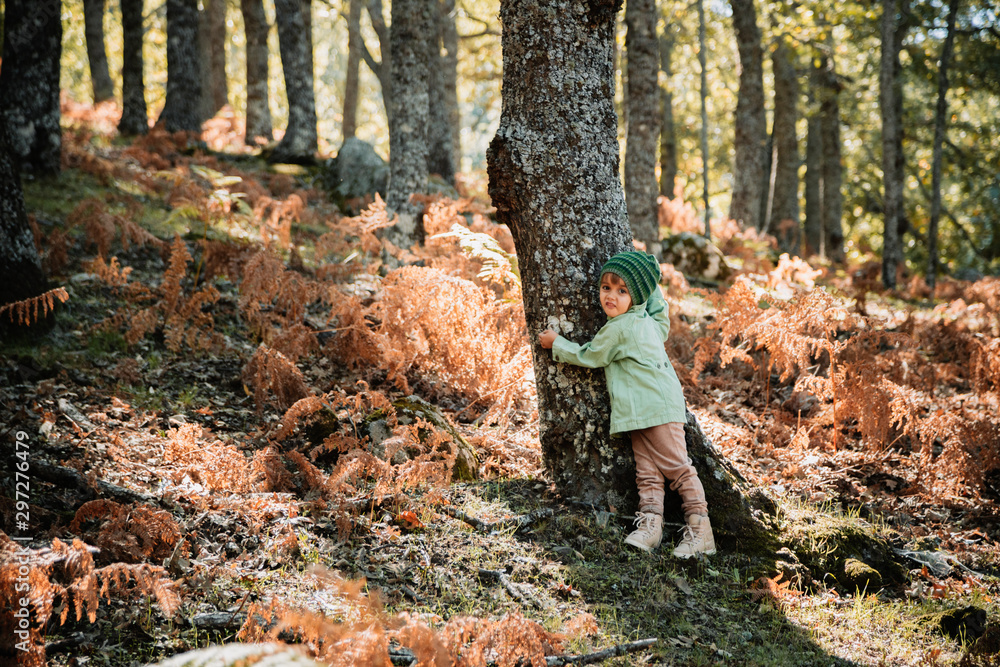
left=552, top=287, right=687, bottom=434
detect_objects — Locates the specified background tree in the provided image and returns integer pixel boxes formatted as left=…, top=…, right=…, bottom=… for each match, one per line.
left=241, top=0, right=273, bottom=145
left=83, top=0, right=114, bottom=103
left=880, top=0, right=909, bottom=288
left=0, top=125, right=48, bottom=324
left=384, top=0, right=433, bottom=248
left=803, top=60, right=823, bottom=256
left=342, top=0, right=363, bottom=143
left=271, top=0, right=319, bottom=163
left=158, top=0, right=203, bottom=133
left=767, top=35, right=800, bottom=254
left=926, top=0, right=959, bottom=289
left=0, top=0, right=63, bottom=176
left=819, top=34, right=845, bottom=262
left=659, top=23, right=678, bottom=198
left=697, top=0, right=711, bottom=236
left=359, top=0, right=393, bottom=125
left=624, top=0, right=662, bottom=257
left=118, top=0, right=149, bottom=135
left=728, top=0, right=766, bottom=230
left=427, top=0, right=457, bottom=185
left=199, top=0, right=229, bottom=120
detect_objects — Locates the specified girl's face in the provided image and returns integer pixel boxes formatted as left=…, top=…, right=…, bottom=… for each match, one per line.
left=600, top=273, right=632, bottom=318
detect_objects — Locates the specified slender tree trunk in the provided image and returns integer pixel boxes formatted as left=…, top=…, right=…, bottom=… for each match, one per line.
left=487, top=0, right=634, bottom=503
left=241, top=0, right=273, bottom=145
left=427, top=0, right=456, bottom=185
left=119, top=0, right=149, bottom=135
left=199, top=0, right=228, bottom=120
left=441, top=0, right=462, bottom=174
left=0, top=124, right=48, bottom=332
left=272, top=0, right=318, bottom=163
left=769, top=35, right=800, bottom=255
left=880, top=0, right=908, bottom=288
left=624, top=0, right=662, bottom=257
left=366, top=0, right=392, bottom=126
left=384, top=0, right=432, bottom=248
left=659, top=27, right=677, bottom=198
left=803, top=75, right=822, bottom=257
left=927, top=0, right=958, bottom=289
left=817, top=34, right=845, bottom=263
left=158, top=0, right=203, bottom=133
left=697, top=0, right=710, bottom=238
left=728, top=0, right=766, bottom=230
left=342, top=0, right=363, bottom=142
left=0, top=0, right=62, bottom=176
left=84, top=0, right=114, bottom=103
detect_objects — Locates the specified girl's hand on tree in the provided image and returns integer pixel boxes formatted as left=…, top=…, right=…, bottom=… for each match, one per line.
left=539, top=329, right=557, bottom=349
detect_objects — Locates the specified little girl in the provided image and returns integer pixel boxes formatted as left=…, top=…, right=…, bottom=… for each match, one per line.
left=538, top=251, right=714, bottom=557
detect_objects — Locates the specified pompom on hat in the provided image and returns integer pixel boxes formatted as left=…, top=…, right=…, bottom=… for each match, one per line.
left=600, top=251, right=662, bottom=305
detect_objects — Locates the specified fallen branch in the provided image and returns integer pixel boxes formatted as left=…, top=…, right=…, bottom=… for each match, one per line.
left=32, top=460, right=158, bottom=506
left=545, top=638, right=658, bottom=666
left=441, top=506, right=553, bottom=534
left=478, top=568, right=544, bottom=609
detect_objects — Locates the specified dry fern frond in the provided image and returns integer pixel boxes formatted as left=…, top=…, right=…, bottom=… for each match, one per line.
left=0, top=287, right=69, bottom=326
left=163, top=424, right=256, bottom=492
left=69, top=500, right=181, bottom=564
left=243, top=344, right=311, bottom=412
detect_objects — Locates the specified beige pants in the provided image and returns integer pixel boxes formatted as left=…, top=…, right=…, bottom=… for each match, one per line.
left=630, top=422, right=708, bottom=517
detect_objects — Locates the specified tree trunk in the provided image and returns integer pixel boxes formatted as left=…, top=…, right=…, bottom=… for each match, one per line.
left=728, top=0, right=766, bottom=230
left=119, top=0, right=149, bottom=135
left=241, top=0, right=273, bottom=145
left=426, top=0, right=456, bottom=185
left=384, top=0, right=432, bottom=248
left=271, top=0, right=318, bottom=163
left=158, top=0, right=203, bottom=133
left=84, top=0, right=114, bottom=103
left=199, top=0, right=229, bottom=120
left=659, top=27, right=677, bottom=198
left=0, top=124, right=48, bottom=329
left=927, top=0, right=959, bottom=290
left=879, top=0, right=907, bottom=288
left=486, top=0, right=778, bottom=550
left=769, top=35, right=800, bottom=255
left=697, top=0, right=710, bottom=237
left=819, top=40, right=845, bottom=263
left=365, top=0, right=392, bottom=126
left=441, top=0, right=461, bottom=174
left=624, top=0, right=662, bottom=258
left=803, top=81, right=822, bottom=257
left=342, top=0, right=363, bottom=142
left=488, top=0, right=634, bottom=504
left=0, top=0, right=63, bottom=176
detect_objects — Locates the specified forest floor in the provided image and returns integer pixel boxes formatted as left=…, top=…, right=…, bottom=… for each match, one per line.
left=2, top=103, right=1000, bottom=667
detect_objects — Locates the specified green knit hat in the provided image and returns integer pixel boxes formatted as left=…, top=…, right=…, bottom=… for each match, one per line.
left=600, top=251, right=661, bottom=305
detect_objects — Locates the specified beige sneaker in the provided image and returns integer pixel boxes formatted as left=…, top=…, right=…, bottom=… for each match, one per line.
left=624, top=512, right=663, bottom=552
left=672, top=514, right=716, bottom=559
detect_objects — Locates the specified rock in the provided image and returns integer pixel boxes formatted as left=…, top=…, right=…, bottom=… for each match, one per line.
left=320, top=138, right=389, bottom=208
left=782, top=506, right=907, bottom=592
left=838, top=558, right=882, bottom=592
left=393, top=395, right=479, bottom=481
left=661, top=232, right=733, bottom=282
left=939, top=605, right=988, bottom=641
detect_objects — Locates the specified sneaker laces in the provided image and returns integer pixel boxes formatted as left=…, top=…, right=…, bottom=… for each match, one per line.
left=632, top=512, right=655, bottom=532
left=677, top=523, right=695, bottom=545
